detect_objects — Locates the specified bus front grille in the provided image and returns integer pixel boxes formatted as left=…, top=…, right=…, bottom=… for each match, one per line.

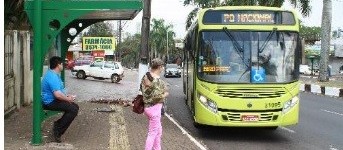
left=215, top=87, right=286, bottom=99
left=223, top=112, right=275, bottom=122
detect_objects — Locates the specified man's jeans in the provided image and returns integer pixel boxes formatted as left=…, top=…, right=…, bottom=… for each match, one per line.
left=43, top=100, right=79, bottom=136
left=144, top=103, right=163, bottom=150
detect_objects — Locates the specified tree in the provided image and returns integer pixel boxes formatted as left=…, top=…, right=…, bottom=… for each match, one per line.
left=82, top=22, right=114, bottom=37
left=120, top=33, right=141, bottom=68
left=5, top=0, right=31, bottom=30
left=318, top=0, right=332, bottom=81
left=184, top=0, right=311, bottom=30
left=150, top=18, right=175, bottom=62
left=300, top=25, right=321, bottom=45
left=120, top=26, right=179, bottom=68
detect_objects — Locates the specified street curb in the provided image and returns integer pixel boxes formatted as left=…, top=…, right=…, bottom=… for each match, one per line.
left=300, top=83, right=343, bottom=98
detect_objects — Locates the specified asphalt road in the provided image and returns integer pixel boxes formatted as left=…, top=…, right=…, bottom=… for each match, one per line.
left=64, top=69, right=342, bottom=150
left=163, top=76, right=343, bottom=150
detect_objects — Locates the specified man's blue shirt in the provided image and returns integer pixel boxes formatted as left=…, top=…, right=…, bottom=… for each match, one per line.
left=41, top=69, right=66, bottom=105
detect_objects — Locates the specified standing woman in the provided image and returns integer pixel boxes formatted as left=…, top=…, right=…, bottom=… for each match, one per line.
left=141, top=58, right=169, bottom=150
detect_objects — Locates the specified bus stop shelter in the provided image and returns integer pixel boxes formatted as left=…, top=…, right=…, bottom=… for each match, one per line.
left=24, top=0, right=143, bottom=145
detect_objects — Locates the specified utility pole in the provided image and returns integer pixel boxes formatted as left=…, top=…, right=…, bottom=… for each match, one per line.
left=319, top=0, right=332, bottom=81
left=138, top=0, right=151, bottom=87
left=118, top=20, right=122, bottom=61
left=166, top=31, right=169, bottom=63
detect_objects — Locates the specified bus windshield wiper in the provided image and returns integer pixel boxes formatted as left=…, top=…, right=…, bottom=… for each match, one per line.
left=222, top=27, right=248, bottom=68
left=222, top=27, right=244, bottom=53
left=258, top=28, right=277, bottom=53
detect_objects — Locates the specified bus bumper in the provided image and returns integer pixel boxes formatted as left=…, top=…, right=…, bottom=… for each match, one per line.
left=194, top=99, right=299, bottom=127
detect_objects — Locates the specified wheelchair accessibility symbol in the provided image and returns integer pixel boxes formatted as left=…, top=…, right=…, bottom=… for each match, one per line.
left=251, top=68, right=266, bottom=83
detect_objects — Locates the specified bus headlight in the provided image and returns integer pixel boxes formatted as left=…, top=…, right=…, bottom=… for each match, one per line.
left=198, top=94, right=218, bottom=113
left=282, top=96, right=299, bottom=114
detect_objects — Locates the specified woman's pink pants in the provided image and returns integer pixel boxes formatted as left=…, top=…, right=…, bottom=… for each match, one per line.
left=144, top=103, right=163, bottom=150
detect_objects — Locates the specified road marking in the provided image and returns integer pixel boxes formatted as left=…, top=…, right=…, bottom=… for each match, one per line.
left=109, top=105, right=130, bottom=150
left=321, top=109, right=343, bottom=116
left=165, top=114, right=208, bottom=150
left=279, top=126, right=296, bottom=133
left=330, top=145, right=339, bottom=150
left=175, top=85, right=179, bottom=87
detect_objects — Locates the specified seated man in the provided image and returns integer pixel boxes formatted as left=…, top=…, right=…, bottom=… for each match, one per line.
left=41, top=56, right=79, bottom=143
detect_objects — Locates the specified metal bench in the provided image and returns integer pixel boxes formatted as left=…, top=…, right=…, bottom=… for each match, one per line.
left=41, top=109, right=62, bottom=123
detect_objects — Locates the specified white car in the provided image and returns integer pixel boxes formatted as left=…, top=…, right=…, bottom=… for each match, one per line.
left=299, top=64, right=311, bottom=75
left=71, top=61, right=124, bottom=83
left=164, top=64, right=181, bottom=78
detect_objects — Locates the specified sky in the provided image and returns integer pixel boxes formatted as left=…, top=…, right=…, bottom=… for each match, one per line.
left=120, top=0, right=343, bottom=40
left=118, top=0, right=195, bottom=39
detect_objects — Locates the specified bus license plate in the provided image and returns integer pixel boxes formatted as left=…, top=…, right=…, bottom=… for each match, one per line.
left=242, top=115, right=259, bottom=122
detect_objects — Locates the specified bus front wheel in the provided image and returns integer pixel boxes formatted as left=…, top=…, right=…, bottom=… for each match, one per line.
left=265, top=126, right=278, bottom=130
left=193, top=116, right=205, bottom=128
left=193, top=121, right=205, bottom=129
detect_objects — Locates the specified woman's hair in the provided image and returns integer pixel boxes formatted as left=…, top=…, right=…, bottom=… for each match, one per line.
left=150, top=58, right=164, bottom=69
left=50, top=56, right=63, bottom=69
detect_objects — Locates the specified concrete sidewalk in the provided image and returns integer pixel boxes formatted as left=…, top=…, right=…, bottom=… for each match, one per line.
left=4, top=102, right=204, bottom=150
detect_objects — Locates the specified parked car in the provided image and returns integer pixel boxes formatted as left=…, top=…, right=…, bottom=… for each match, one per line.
left=71, top=61, right=124, bottom=83
left=164, top=64, right=181, bottom=78
left=299, top=64, right=311, bottom=75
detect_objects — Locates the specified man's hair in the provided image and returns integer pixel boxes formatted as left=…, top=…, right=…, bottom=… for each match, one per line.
left=151, top=58, right=164, bottom=69
left=50, top=56, right=63, bottom=69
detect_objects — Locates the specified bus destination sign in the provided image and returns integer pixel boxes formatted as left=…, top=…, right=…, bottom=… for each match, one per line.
left=222, top=12, right=274, bottom=24
left=203, top=10, right=295, bottom=25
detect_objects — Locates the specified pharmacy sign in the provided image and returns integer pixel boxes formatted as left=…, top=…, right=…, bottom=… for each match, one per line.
left=82, top=37, right=116, bottom=51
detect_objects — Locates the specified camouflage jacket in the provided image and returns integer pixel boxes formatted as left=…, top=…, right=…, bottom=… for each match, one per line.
left=140, top=75, right=166, bottom=108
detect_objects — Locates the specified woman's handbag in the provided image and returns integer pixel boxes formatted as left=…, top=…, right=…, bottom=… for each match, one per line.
left=132, top=72, right=154, bottom=114
left=132, top=94, right=144, bottom=114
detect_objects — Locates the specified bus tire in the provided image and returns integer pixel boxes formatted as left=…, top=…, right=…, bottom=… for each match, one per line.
left=265, top=126, right=278, bottom=130
left=193, top=121, right=204, bottom=129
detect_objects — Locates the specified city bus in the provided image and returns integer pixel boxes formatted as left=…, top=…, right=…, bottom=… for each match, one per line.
left=183, top=6, right=301, bottom=129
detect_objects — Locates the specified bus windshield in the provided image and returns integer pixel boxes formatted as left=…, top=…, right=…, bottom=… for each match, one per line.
left=197, top=31, right=299, bottom=83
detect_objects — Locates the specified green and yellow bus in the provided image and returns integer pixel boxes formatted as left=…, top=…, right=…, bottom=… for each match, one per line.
left=183, top=6, right=301, bottom=129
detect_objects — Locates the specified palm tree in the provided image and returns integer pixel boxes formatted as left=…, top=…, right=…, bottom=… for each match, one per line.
left=121, top=33, right=141, bottom=68
left=150, top=19, right=165, bottom=58
left=184, top=0, right=311, bottom=30
left=318, top=0, right=332, bottom=81
left=150, top=18, right=175, bottom=62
